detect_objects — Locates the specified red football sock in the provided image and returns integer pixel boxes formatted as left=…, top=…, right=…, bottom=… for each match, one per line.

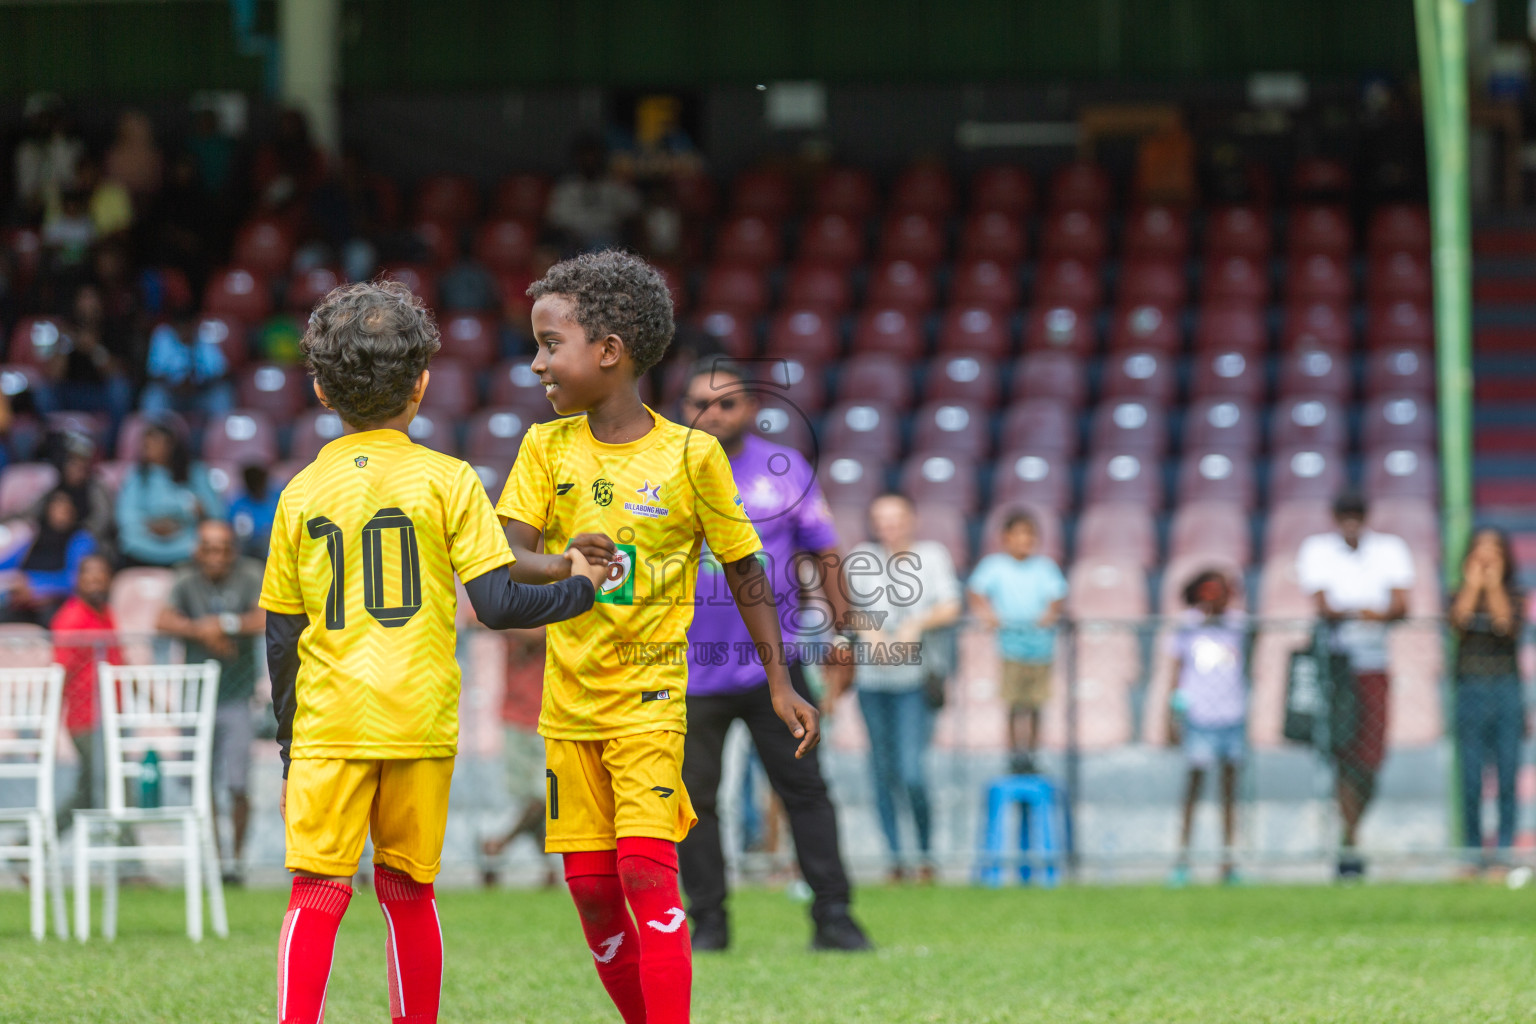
left=375, top=867, right=443, bottom=1024
left=277, top=877, right=353, bottom=1024
left=566, top=851, right=647, bottom=1024
left=617, top=837, right=691, bottom=1024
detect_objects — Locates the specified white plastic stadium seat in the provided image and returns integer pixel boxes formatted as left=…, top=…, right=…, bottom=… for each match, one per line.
left=0, top=665, right=69, bottom=939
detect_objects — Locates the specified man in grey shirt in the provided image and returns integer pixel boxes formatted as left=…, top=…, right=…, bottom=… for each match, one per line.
left=156, top=519, right=266, bottom=883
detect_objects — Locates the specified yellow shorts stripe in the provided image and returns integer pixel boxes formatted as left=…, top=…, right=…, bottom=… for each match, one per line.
left=284, top=757, right=455, bottom=883
left=543, top=732, right=696, bottom=853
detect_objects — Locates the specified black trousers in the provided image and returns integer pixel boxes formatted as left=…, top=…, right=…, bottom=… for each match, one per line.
left=679, top=662, right=852, bottom=922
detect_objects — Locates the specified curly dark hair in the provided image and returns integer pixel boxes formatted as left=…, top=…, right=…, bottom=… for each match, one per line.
left=527, top=249, right=674, bottom=375
left=301, top=280, right=440, bottom=429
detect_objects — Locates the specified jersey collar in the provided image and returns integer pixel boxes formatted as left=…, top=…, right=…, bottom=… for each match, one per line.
left=580, top=405, right=666, bottom=454
left=320, top=427, right=416, bottom=453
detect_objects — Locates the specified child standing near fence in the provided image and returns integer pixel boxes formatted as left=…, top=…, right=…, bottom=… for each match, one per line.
left=1167, top=569, right=1249, bottom=886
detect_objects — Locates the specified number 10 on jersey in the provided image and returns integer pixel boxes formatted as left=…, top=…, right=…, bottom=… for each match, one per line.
left=306, top=507, right=424, bottom=630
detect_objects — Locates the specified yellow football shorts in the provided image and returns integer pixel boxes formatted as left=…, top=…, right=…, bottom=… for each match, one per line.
left=284, top=757, right=455, bottom=884
left=542, top=731, right=697, bottom=853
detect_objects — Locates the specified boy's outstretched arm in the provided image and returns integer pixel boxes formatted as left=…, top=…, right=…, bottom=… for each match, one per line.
left=265, top=609, right=307, bottom=821
left=464, top=550, right=603, bottom=629
left=724, top=552, right=821, bottom=757
left=502, top=518, right=616, bottom=584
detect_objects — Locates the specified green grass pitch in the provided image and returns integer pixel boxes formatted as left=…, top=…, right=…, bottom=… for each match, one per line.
left=0, top=883, right=1532, bottom=1022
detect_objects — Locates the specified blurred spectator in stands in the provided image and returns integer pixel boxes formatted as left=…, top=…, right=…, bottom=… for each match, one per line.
left=41, top=186, right=96, bottom=275
left=41, top=284, right=133, bottom=428
left=480, top=627, right=558, bottom=889
left=1448, top=528, right=1524, bottom=876
left=13, top=93, right=82, bottom=222
left=36, top=429, right=114, bottom=549
left=187, top=108, right=235, bottom=203
left=546, top=133, right=641, bottom=253
left=74, top=153, right=133, bottom=240
left=50, top=552, right=120, bottom=833
left=1166, top=569, right=1249, bottom=887
left=845, top=493, right=962, bottom=884
left=140, top=320, right=233, bottom=417
left=968, top=510, right=1067, bottom=776
left=145, top=153, right=215, bottom=289
left=156, top=519, right=264, bottom=883
left=115, top=421, right=223, bottom=567
left=104, top=110, right=163, bottom=208
left=0, top=391, right=12, bottom=467
left=0, top=488, right=97, bottom=624
left=309, top=148, right=391, bottom=284
left=1296, top=491, right=1413, bottom=881
left=227, top=464, right=278, bottom=560
left=638, top=177, right=684, bottom=261
left=438, top=252, right=500, bottom=313
left=252, top=108, right=325, bottom=212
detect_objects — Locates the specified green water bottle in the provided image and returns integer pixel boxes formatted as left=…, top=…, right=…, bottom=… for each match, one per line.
left=139, top=749, right=162, bottom=809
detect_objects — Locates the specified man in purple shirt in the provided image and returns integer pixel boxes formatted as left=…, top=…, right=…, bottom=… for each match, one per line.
left=680, top=359, right=871, bottom=953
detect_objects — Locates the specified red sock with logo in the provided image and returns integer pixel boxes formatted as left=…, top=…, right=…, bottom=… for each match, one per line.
left=374, top=866, right=443, bottom=1024
left=617, top=837, right=691, bottom=1024
left=565, top=851, right=647, bottom=1024
left=277, top=877, right=353, bottom=1024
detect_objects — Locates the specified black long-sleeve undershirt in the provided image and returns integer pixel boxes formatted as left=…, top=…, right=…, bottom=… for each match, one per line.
left=266, top=572, right=594, bottom=776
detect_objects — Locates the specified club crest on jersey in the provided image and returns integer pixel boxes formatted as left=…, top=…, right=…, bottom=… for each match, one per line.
left=354, top=456, right=368, bottom=469
left=592, top=478, right=614, bottom=506
left=624, top=479, right=669, bottom=518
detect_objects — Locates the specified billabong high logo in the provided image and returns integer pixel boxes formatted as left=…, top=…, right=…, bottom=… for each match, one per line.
left=592, top=478, right=614, bottom=506
left=624, top=479, right=670, bottom=519
left=354, top=456, right=368, bottom=469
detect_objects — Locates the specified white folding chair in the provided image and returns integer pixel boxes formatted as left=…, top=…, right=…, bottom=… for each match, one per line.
left=74, top=662, right=228, bottom=941
left=0, top=665, right=68, bottom=939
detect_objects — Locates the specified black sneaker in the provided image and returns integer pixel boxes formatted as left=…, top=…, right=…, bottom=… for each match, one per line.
left=1336, top=854, right=1366, bottom=882
left=691, top=912, right=729, bottom=952
left=811, top=908, right=873, bottom=952
left=1009, top=751, right=1036, bottom=776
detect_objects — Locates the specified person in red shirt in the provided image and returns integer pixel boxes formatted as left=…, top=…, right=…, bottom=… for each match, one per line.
left=50, top=553, right=121, bottom=831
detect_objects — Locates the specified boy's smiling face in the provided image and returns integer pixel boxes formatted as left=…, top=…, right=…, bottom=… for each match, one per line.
left=530, top=293, right=623, bottom=416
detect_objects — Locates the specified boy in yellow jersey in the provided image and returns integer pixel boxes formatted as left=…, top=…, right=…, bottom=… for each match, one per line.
left=497, top=250, right=819, bottom=1024
left=260, top=281, right=605, bottom=1024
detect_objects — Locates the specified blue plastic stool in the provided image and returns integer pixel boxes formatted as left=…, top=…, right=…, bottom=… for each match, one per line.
left=975, top=775, right=1063, bottom=888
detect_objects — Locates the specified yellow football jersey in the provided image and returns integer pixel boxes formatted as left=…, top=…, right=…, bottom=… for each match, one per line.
left=496, top=410, right=761, bottom=740
left=259, top=428, right=514, bottom=760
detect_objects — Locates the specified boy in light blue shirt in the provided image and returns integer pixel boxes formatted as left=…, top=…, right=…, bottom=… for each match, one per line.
left=968, top=510, right=1068, bottom=774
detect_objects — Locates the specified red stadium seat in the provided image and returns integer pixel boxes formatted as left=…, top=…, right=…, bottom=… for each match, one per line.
left=950, top=259, right=1019, bottom=311
left=1193, top=301, right=1266, bottom=354
left=851, top=307, right=925, bottom=359
left=1170, top=501, right=1253, bottom=565
left=192, top=316, right=249, bottom=373
left=1100, top=349, right=1176, bottom=404
left=7, top=317, right=66, bottom=367
left=715, top=214, right=782, bottom=267
left=1288, top=204, right=1353, bottom=256
left=1184, top=398, right=1261, bottom=454
left=925, top=354, right=1000, bottom=407
left=765, top=308, right=840, bottom=361
left=203, top=410, right=279, bottom=463
left=958, top=211, right=1026, bottom=263
left=993, top=450, right=1073, bottom=511
left=877, top=214, right=946, bottom=265
left=286, top=266, right=342, bottom=312
left=1117, top=259, right=1187, bottom=308
left=742, top=356, right=827, bottom=413
left=1291, top=157, right=1351, bottom=198
left=1108, top=304, right=1181, bottom=353
left=1001, top=399, right=1078, bottom=457
left=970, top=166, right=1036, bottom=216
left=404, top=410, right=459, bottom=456
left=1367, top=204, right=1430, bottom=256
left=838, top=354, right=913, bottom=409
left=1367, top=300, right=1432, bottom=349
left=1264, top=500, right=1334, bottom=561
left=1366, top=250, right=1431, bottom=304
left=910, top=402, right=988, bottom=461
left=231, top=218, right=294, bottom=277
left=1365, top=346, right=1433, bottom=396
left=891, top=163, right=954, bottom=216
left=866, top=259, right=936, bottom=312
left=1286, top=251, right=1352, bottom=304
left=812, top=167, right=878, bottom=219
left=900, top=454, right=979, bottom=512
left=204, top=267, right=272, bottom=321
left=1272, top=395, right=1347, bottom=450
left=6, top=227, right=41, bottom=284
left=1077, top=504, right=1157, bottom=567
left=1048, top=162, right=1112, bottom=213
left=1205, top=205, right=1270, bottom=259
left=750, top=399, right=817, bottom=457
left=1084, top=451, right=1163, bottom=508
left=1269, top=447, right=1345, bottom=503
left=290, top=408, right=347, bottom=461
left=699, top=265, right=768, bottom=314
left=1041, top=208, right=1107, bottom=262
left=466, top=408, right=533, bottom=463
left=491, top=173, right=551, bottom=221
left=1279, top=346, right=1351, bottom=400
left=1089, top=399, right=1168, bottom=455
left=1365, top=446, right=1438, bottom=502
left=236, top=363, right=309, bottom=420
left=1202, top=253, right=1269, bottom=305
left=1177, top=450, right=1256, bottom=508
left=937, top=306, right=1011, bottom=358
left=819, top=452, right=885, bottom=509
left=654, top=264, right=688, bottom=315
left=672, top=170, right=717, bottom=219
left=1124, top=205, right=1190, bottom=260
left=1062, top=559, right=1144, bottom=749
left=380, top=264, right=438, bottom=311
left=797, top=213, right=865, bottom=267
left=731, top=168, right=794, bottom=218
left=0, top=463, right=59, bottom=518
left=823, top=401, right=901, bottom=459
left=414, top=174, right=479, bottom=225
left=1282, top=300, right=1352, bottom=352
left=473, top=219, right=537, bottom=271
left=488, top=359, right=548, bottom=407
left=1363, top=394, right=1436, bottom=448
left=1024, top=304, right=1096, bottom=356
left=438, top=313, right=499, bottom=367
left=411, top=219, right=461, bottom=267
left=693, top=310, right=754, bottom=357
left=1010, top=351, right=1088, bottom=407
left=780, top=263, right=849, bottom=314
left=913, top=502, right=972, bottom=571
left=1034, top=259, right=1103, bottom=309
left=418, top=357, right=477, bottom=412
left=1189, top=348, right=1265, bottom=402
